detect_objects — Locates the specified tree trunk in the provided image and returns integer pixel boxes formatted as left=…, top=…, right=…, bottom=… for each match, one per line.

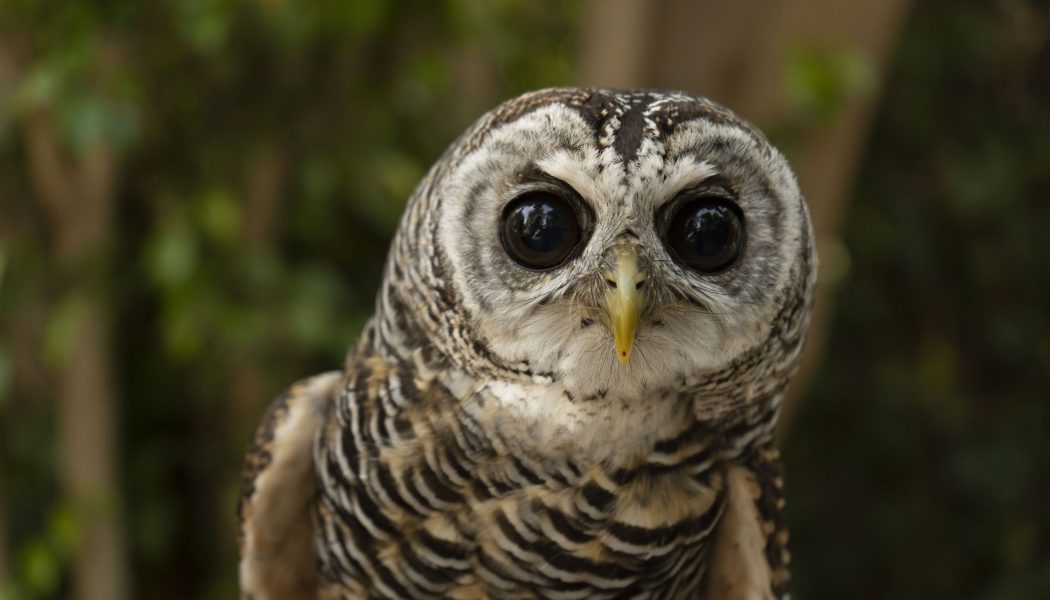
left=230, top=141, right=288, bottom=447
left=579, top=0, right=913, bottom=436
left=0, top=477, right=8, bottom=585
left=59, top=297, right=126, bottom=600
left=24, top=106, right=129, bottom=600
left=0, top=41, right=21, bottom=590
left=217, top=140, right=288, bottom=580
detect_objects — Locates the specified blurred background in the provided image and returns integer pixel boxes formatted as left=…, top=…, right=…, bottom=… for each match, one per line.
left=0, top=0, right=1047, bottom=598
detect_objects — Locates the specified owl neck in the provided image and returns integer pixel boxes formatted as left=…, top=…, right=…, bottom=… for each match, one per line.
left=349, top=323, right=784, bottom=472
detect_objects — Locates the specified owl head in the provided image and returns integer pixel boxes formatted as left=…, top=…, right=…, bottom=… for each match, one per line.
left=375, top=88, right=815, bottom=425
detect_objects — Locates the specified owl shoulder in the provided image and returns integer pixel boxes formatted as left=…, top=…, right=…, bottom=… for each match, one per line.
left=238, top=371, right=342, bottom=599
left=705, top=441, right=791, bottom=599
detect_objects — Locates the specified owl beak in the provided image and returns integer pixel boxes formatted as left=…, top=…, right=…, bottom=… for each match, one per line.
left=602, top=246, right=646, bottom=364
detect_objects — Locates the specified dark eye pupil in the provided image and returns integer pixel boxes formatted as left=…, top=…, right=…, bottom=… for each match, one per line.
left=667, top=199, right=745, bottom=272
left=501, top=193, right=582, bottom=270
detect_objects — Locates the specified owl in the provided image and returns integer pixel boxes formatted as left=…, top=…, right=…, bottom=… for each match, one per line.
left=238, top=88, right=815, bottom=599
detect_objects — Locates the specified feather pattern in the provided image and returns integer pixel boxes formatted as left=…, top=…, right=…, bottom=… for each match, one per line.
left=239, top=88, right=815, bottom=599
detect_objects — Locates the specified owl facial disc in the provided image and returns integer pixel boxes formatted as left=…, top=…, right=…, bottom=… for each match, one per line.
left=383, top=88, right=815, bottom=408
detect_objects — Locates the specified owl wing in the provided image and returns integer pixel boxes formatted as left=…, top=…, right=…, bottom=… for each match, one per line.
left=238, top=371, right=342, bottom=599
left=705, top=441, right=791, bottom=599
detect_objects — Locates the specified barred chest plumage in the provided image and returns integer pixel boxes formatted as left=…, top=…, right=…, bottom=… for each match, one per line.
left=313, top=329, right=788, bottom=600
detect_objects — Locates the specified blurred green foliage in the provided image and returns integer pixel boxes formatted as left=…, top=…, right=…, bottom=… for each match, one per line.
left=0, top=1, right=579, bottom=597
left=784, top=1, right=1050, bottom=598
left=785, top=44, right=875, bottom=123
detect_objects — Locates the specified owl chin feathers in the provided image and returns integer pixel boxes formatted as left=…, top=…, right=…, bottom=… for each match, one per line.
left=462, top=296, right=770, bottom=460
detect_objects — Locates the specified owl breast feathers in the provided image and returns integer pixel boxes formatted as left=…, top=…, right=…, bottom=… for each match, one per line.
left=239, top=88, right=815, bottom=599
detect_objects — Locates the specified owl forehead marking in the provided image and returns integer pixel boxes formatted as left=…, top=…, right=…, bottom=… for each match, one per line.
left=523, top=91, right=728, bottom=227
left=576, top=90, right=664, bottom=168
left=559, top=89, right=745, bottom=173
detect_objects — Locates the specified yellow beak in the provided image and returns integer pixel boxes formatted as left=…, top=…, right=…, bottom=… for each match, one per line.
left=603, top=246, right=645, bottom=364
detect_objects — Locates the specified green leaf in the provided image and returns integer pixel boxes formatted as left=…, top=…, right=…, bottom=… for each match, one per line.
left=786, top=45, right=874, bottom=121
left=144, top=218, right=199, bottom=288
left=163, top=296, right=209, bottom=360
left=194, top=188, right=241, bottom=243
left=0, top=344, right=12, bottom=409
left=43, top=293, right=87, bottom=367
left=0, top=242, right=7, bottom=290
left=48, top=503, right=82, bottom=556
left=0, top=582, right=27, bottom=600
left=19, top=540, right=60, bottom=595
left=176, top=0, right=234, bottom=55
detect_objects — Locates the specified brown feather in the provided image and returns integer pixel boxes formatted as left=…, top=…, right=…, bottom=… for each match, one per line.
left=238, top=372, right=341, bottom=599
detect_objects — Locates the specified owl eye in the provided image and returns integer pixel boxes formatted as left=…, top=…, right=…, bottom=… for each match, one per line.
left=666, top=198, right=746, bottom=273
left=500, top=192, right=583, bottom=270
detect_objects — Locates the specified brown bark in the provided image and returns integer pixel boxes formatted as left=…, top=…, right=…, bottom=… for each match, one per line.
left=578, top=0, right=655, bottom=90
left=58, top=297, right=126, bottom=600
left=231, top=141, right=288, bottom=445
left=222, top=140, right=288, bottom=575
left=0, top=44, right=17, bottom=587
left=0, top=476, right=8, bottom=584
left=580, top=0, right=913, bottom=436
left=23, top=105, right=129, bottom=600
left=242, top=143, right=287, bottom=250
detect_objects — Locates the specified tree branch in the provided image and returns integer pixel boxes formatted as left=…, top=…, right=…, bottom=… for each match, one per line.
left=23, top=98, right=129, bottom=600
